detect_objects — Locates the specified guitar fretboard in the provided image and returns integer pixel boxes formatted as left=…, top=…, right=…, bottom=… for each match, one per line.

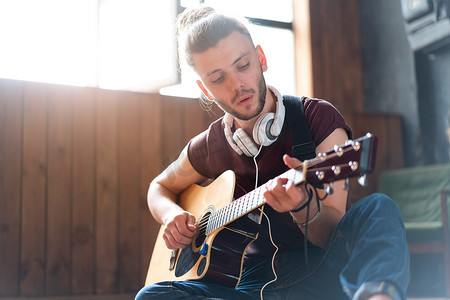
left=205, top=168, right=303, bottom=234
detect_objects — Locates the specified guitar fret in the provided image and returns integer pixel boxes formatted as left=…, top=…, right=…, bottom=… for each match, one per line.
left=215, top=211, right=220, bottom=229
left=207, top=171, right=300, bottom=235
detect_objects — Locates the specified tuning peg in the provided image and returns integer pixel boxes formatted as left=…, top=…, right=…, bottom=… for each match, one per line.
left=357, top=174, right=368, bottom=187
left=333, top=145, right=344, bottom=157
left=343, top=178, right=350, bottom=191
left=325, top=182, right=334, bottom=194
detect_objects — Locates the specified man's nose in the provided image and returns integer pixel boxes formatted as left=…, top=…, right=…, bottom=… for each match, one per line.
left=229, top=73, right=243, bottom=92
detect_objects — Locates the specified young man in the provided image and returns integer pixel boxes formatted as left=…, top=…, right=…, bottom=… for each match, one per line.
left=136, top=6, right=410, bottom=300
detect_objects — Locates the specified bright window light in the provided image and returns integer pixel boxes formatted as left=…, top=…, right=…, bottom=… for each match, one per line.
left=0, top=0, right=177, bottom=92
left=249, top=24, right=295, bottom=96
left=0, top=0, right=96, bottom=87
left=0, top=0, right=293, bottom=95
left=98, top=0, right=177, bottom=92
left=196, top=0, right=293, bottom=22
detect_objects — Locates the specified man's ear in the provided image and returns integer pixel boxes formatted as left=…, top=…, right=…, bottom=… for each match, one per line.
left=256, top=45, right=268, bottom=72
left=196, top=80, right=214, bottom=101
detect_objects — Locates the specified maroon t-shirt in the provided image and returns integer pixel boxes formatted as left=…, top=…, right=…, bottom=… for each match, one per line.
left=187, top=97, right=352, bottom=266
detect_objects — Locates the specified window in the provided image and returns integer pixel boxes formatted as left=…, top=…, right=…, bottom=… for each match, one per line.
left=0, top=0, right=97, bottom=87
left=0, top=0, right=294, bottom=95
left=0, top=0, right=177, bottom=92
left=98, top=0, right=177, bottom=91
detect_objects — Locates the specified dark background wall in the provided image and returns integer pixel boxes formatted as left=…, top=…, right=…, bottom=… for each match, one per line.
left=359, top=1, right=450, bottom=296
left=359, top=0, right=420, bottom=166
left=359, top=0, right=450, bottom=167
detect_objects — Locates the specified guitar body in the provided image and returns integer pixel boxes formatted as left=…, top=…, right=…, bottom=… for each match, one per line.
left=145, top=170, right=263, bottom=288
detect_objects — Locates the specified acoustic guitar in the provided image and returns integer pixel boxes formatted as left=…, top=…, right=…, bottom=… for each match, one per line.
left=145, top=133, right=377, bottom=288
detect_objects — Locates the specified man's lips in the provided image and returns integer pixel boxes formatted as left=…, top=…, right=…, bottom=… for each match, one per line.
left=237, top=95, right=253, bottom=106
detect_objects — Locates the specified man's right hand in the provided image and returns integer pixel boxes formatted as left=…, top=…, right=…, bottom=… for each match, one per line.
left=162, top=211, right=197, bottom=250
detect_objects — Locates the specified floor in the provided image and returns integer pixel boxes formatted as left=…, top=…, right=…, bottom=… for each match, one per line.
left=405, top=253, right=448, bottom=300
left=0, top=254, right=447, bottom=299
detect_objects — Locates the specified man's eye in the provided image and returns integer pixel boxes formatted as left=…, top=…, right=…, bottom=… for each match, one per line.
left=212, top=77, right=223, bottom=83
left=238, top=63, right=249, bottom=70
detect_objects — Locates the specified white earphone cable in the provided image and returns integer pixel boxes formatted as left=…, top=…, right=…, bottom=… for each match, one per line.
left=253, top=143, right=264, bottom=189
left=259, top=209, right=279, bottom=300
left=252, top=144, right=279, bottom=300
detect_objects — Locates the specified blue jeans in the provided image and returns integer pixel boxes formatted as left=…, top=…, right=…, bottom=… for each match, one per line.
left=136, top=193, right=410, bottom=300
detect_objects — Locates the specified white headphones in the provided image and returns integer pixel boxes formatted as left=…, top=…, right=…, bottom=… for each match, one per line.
left=224, top=86, right=285, bottom=157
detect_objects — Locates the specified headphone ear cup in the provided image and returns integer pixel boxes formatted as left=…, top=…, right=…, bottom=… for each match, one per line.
left=253, top=113, right=278, bottom=146
left=233, top=128, right=259, bottom=157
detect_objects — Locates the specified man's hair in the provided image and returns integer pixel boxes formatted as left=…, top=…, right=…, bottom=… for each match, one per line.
left=176, top=6, right=254, bottom=67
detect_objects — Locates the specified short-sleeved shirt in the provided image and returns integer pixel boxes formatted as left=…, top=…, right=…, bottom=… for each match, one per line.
left=187, top=96, right=352, bottom=267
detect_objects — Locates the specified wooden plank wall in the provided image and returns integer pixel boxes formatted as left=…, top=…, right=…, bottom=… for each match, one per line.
left=343, top=112, right=404, bottom=204
left=0, top=78, right=220, bottom=298
left=308, top=0, right=364, bottom=114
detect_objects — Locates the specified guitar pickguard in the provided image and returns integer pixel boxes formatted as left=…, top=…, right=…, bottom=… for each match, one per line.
left=175, top=245, right=202, bottom=277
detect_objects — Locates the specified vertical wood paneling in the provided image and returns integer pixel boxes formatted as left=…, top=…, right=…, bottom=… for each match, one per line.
left=344, top=112, right=404, bottom=204
left=0, top=79, right=228, bottom=297
left=0, top=80, right=23, bottom=296
left=95, top=89, right=119, bottom=294
left=335, top=1, right=363, bottom=111
left=72, top=87, right=95, bottom=294
left=20, top=82, right=48, bottom=296
left=118, top=92, right=142, bottom=293
left=161, top=97, right=185, bottom=169
left=183, top=100, right=208, bottom=143
left=309, top=0, right=324, bottom=98
left=46, top=85, right=73, bottom=295
left=308, top=0, right=364, bottom=112
left=320, top=0, right=337, bottom=102
left=293, top=0, right=313, bottom=96
left=140, top=94, right=163, bottom=284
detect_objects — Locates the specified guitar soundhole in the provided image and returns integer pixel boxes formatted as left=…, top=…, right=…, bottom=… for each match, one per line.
left=194, top=211, right=211, bottom=250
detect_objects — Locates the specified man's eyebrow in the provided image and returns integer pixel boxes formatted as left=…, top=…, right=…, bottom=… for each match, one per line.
left=205, top=52, right=251, bottom=77
left=232, top=52, right=250, bottom=66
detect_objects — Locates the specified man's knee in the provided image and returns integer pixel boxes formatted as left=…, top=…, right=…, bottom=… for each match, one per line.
left=353, top=193, right=401, bottom=218
left=135, top=282, right=177, bottom=299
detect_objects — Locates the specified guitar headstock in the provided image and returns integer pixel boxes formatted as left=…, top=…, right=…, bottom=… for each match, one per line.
left=303, top=133, right=378, bottom=186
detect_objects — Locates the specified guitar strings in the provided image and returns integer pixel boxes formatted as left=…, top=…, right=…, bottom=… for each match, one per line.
left=305, top=163, right=356, bottom=176
left=198, top=142, right=356, bottom=233
left=197, top=143, right=354, bottom=297
left=299, top=144, right=357, bottom=172
left=196, top=155, right=354, bottom=235
left=196, top=144, right=266, bottom=235
left=189, top=142, right=358, bottom=298
left=197, top=190, right=266, bottom=234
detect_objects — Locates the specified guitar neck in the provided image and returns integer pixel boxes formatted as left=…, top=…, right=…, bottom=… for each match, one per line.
left=204, top=168, right=303, bottom=234
left=203, top=133, right=377, bottom=235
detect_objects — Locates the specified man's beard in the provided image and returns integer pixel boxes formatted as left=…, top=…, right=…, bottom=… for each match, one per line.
left=215, top=73, right=267, bottom=121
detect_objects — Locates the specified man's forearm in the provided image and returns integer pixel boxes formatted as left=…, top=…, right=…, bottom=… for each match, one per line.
left=147, top=181, right=184, bottom=226
left=291, top=203, right=343, bottom=248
